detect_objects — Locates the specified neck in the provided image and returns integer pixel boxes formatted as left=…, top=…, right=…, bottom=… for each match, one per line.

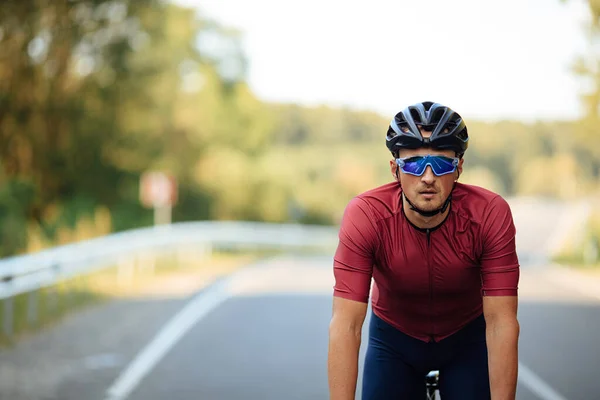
left=402, top=195, right=450, bottom=229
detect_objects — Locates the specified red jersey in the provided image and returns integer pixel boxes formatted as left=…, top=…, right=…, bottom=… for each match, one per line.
left=332, top=181, right=520, bottom=343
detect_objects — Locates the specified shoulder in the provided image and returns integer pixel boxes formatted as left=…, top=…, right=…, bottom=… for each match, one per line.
left=451, top=184, right=516, bottom=243
left=346, top=181, right=401, bottom=223
left=452, top=182, right=512, bottom=223
left=337, top=181, right=400, bottom=239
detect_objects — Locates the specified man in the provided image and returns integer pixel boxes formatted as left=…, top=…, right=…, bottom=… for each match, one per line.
left=328, top=101, right=520, bottom=400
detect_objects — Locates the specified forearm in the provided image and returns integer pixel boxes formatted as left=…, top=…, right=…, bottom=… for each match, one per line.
left=486, top=318, right=520, bottom=400
left=328, top=324, right=362, bottom=400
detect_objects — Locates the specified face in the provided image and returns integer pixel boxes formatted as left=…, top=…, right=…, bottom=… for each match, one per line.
left=389, top=130, right=464, bottom=213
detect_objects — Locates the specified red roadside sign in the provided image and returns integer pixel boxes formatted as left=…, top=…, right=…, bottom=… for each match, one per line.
left=140, top=171, right=178, bottom=209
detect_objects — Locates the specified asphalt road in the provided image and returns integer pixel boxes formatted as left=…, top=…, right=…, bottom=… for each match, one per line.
left=1, top=254, right=598, bottom=400
left=108, top=255, right=598, bottom=400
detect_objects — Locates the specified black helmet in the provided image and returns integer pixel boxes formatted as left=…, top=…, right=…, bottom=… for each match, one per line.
left=385, top=101, right=469, bottom=158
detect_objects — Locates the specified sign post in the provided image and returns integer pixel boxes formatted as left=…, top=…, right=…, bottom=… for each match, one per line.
left=140, top=171, right=178, bottom=226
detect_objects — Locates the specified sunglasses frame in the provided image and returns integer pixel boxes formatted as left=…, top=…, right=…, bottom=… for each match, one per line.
left=395, top=154, right=459, bottom=177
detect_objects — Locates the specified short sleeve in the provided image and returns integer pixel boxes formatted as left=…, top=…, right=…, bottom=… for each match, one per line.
left=480, top=195, right=520, bottom=296
left=332, top=197, right=377, bottom=303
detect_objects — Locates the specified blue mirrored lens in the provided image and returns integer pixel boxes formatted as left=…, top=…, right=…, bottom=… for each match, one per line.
left=396, top=155, right=458, bottom=176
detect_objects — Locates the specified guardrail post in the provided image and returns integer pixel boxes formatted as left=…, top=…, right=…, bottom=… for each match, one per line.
left=47, top=285, right=58, bottom=316
left=27, top=290, right=38, bottom=328
left=48, top=263, right=60, bottom=315
left=3, top=296, right=13, bottom=338
left=65, top=277, right=73, bottom=307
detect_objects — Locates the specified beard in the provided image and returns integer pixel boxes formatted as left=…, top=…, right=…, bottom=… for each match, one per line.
left=408, top=184, right=444, bottom=210
left=411, top=193, right=443, bottom=211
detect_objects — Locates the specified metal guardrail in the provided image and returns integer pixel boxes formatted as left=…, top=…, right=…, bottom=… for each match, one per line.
left=0, top=221, right=339, bottom=338
left=0, top=221, right=339, bottom=300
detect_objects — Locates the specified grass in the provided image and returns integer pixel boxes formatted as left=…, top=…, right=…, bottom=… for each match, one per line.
left=0, top=248, right=262, bottom=348
left=553, top=241, right=600, bottom=271
left=0, top=277, right=107, bottom=347
left=552, top=205, right=600, bottom=271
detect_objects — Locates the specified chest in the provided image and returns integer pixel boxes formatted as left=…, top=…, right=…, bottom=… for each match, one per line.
left=374, top=216, right=483, bottom=292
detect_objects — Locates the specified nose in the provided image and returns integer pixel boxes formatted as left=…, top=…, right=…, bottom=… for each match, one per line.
left=420, top=166, right=435, bottom=184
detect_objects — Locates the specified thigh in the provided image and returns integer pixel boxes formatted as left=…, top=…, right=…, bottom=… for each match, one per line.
left=361, top=314, right=425, bottom=400
left=438, top=319, right=491, bottom=400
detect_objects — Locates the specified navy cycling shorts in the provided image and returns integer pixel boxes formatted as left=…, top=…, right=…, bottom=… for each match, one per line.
left=362, top=311, right=491, bottom=400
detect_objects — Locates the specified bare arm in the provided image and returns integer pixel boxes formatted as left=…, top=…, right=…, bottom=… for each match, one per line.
left=328, top=296, right=368, bottom=400
left=329, top=197, right=376, bottom=399
left=483, top=295, right=519, bottom=400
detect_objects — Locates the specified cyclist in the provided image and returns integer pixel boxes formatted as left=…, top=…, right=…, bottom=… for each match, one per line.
left=328, top=101, right=520, bottom=400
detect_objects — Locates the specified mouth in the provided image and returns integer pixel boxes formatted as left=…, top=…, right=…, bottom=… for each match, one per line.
left=419, top=191, right=437, bottom=199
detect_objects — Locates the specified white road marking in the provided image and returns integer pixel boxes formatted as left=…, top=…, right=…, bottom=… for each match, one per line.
left=518, top=362, right=568, bottom=400
left=104, top=278, right=231, bottom=400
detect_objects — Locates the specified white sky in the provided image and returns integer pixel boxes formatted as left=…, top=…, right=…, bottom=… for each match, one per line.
left=173, top=0, right=592, bottom=122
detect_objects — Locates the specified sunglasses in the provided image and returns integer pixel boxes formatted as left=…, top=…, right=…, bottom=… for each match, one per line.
left=395, top=154, right=459, bottom=176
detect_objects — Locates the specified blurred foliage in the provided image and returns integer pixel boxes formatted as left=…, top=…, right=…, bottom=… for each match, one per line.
left=0, top=0, right=599, bottom=258
left=557, top=0, right=600, bottom=265
left=553, top=208, right=600, bottom=266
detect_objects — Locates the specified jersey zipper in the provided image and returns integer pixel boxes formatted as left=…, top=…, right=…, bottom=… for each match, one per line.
left=426, top=228, right=434, bottom=342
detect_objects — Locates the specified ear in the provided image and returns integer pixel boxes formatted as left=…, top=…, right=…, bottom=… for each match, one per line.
left=390, top=159, right=400, bottom=182
left=456, top=157, right=464, bottom=181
